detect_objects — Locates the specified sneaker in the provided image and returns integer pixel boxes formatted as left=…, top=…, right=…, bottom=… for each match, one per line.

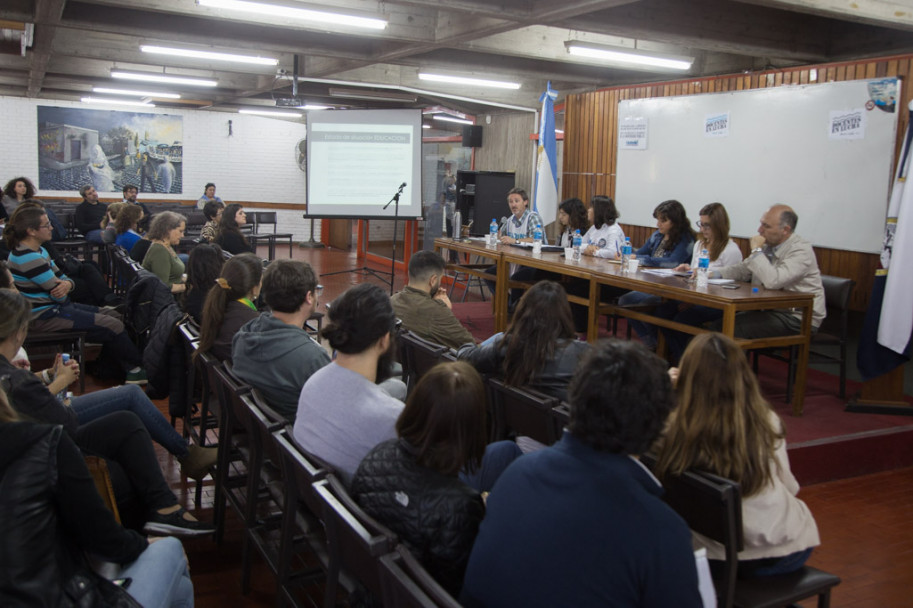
left=143, top=507, right=215, bottom=537
left=178, top=445, right=218, bottom=481
left=125, top=369, right=147, bottom=385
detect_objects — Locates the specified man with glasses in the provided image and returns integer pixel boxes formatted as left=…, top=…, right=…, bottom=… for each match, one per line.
left=232, top=260, right=329, bottom=421
left=713, top=204, right=826, bottom=338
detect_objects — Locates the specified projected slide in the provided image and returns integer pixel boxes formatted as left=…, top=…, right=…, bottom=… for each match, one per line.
left=306, top=109, right=423, bottom=219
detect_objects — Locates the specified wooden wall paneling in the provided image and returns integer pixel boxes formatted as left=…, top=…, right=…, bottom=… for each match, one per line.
left=474, top=112, right=537, bottom=192
left=561, top=53, right=913, bottom=310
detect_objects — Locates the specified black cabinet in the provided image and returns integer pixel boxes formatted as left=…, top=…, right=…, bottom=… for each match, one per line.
left=456, top=170, right=516, bottom=236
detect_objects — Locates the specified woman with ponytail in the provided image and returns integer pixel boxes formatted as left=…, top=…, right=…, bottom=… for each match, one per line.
left=197, top=253, right=262, bottom=361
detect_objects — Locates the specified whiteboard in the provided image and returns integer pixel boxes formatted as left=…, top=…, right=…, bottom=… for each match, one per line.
left=615, top=78, right=900, bottom=253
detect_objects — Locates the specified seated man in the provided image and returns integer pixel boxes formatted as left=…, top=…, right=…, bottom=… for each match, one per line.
left=74, top=185, right=108, bottom=244
left=460, top=339, right=702, bottom=608
left=714, top=204, right=826, bottom=338
left=294, top=283, right=403, bottom=483
left=233, top=260, right=330, bottom=421
left=391, top=250, right=475, bottom=349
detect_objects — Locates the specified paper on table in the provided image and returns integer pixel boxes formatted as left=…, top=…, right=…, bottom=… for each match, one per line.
left=708, top=278, right=735, bottom=285
left=641, top=269, right=676, bottom=276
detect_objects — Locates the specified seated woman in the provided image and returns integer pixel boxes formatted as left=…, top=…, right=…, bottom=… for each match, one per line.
left=2, top=176, right=67, bottom=239
left=5, top=206, right=146, bottom=384
left=660, top=202, right=744, bottom=361
left=114, top=204, right=144, bottom=252
left=101, top=201, right=127, bottom=244
left=197, top=252, right=262, bottom=362
left=0, top=390, right=195, bottom=607
left=458, top=281, right=590, bottom=402
left=142, top=211, right=187, bottom=294
left=352, top=362, right=519, bottom=597
left=581, top=195, right=626, bottom=258
left=654, top=333, right=820, bottom=577
left=200, top=199, right=224, bottom=243
left=182, top=243, right=224, bottom=324
left=0, top=288, right=213, bottom=536
left=619, top=199, right=696, bottom=349
left=555, top=197, right=589, bottom=248
left=215, top=203, right=255, bottom=255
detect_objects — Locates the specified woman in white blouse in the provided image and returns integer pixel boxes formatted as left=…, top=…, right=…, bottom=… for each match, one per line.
left=580, top=195, right=626, bottom=258
left=662, top=202, right=744, bottom=361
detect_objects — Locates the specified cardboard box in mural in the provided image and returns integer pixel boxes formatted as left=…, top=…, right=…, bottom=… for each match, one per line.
left=37, top=106, right=183, bottom=194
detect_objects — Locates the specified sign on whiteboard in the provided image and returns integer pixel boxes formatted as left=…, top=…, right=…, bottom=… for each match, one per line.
left=705, top=112, right=730, bottom=138
left=619, top=117, right=648, bottom=150
left=829, top=109, right=866, bottom=140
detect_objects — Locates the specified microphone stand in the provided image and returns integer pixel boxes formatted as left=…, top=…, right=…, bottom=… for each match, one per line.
left=382, top=182, right=407, bottom=295
left=321, top=183, right=405, bottom=294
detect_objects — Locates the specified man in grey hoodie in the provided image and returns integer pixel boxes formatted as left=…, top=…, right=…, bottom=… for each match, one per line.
left=232, top=259, right=329, bottom=421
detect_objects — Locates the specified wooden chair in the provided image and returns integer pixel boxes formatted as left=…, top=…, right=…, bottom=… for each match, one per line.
left=487, top=377, right=561, bottom=445
left=24, top=330, right=87, bottom=393
left=238, top=391, right=287, bottom=594
left=210, top=359, right=253, bottom=544
left=85, top=455, right=121, bottom=524
left=314, top=475, right=398, bottom=608
left=274, top=428, right=332, bottom=607
left=753, top=275, right=856, bottom=400
left=176, top=318, right=216, bottom=508
left=398, top=330, right=456, bottom=391
left=656, top=465, right=841, bottom=608
left=378, top=545, right=462, bottom=608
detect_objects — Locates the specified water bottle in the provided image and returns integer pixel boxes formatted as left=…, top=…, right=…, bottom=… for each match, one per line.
left=696, top=248, right=710, bottom=287
left=572, top=230, right=582, bottom=261
left=532, top=225, right=543, bottom=255
left=621, top=237, right=632, bottom=268
left=533, top=225, right=543, bottom=243
left=489, top=218, right=498, bottom=246
left=55, top=353, right=71, bottom=402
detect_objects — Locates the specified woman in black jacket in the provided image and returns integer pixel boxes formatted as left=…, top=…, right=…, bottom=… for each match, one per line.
left=457, top=280, right=591, bottom=402
left=215, top=203, right=254, bottom=255
left=352, top=362, right=498, bottom=597
left=0, top=389, right=194, bottom=607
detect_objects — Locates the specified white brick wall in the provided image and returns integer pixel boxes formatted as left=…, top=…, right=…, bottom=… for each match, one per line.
left=0, top=96, right=319, bottom=240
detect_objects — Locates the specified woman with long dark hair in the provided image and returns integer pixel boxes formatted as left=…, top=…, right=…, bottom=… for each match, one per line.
left=114, top=204, right=144, bottom=252
left=197, top=252, right=262, bottom=361
left=618, top=199, right=697, bottom=348
left=654, top=333, right=820, bottom=577
left=458, top=281, right=590, bottom=401
left=182, top=243, right=224, bottom=323
left=2, top=176, right=66, bottom=238
left=555, top=197, right=589, bottom=248
left=215, top=203, right=254, bottom=255
left=352, top=361, right=490, bottom=596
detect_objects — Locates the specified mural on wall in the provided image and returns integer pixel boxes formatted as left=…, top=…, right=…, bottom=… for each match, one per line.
left=37, top=106, right=183, bottom=194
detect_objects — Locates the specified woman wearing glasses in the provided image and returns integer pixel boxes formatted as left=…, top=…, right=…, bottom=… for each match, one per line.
left=660, top=202, right=743, bottom=361
left=4, top=206, right=147, bottom=384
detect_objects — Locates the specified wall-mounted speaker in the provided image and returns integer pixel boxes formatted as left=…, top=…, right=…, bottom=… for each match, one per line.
left=462, top=125, right=483, bottom=148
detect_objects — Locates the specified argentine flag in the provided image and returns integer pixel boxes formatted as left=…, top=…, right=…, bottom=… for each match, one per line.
left=534, top=82, right=559, bottom=224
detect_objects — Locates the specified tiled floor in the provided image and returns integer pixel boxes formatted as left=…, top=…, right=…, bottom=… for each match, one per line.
left=86, top=244, right=913, bottom=606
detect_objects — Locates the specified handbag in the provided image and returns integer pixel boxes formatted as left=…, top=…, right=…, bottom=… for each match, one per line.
left=61, top=570, right=143, bottom=608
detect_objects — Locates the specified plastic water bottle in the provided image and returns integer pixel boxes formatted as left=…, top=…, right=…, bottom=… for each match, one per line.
left=572, top=230, right=582, bottom=261
left=489, top=218, right=498, bottom=246
left=696, top=248, right=710, bottom=287
left=56, top=353, right=71, bottom=402
left=621, top=237, right=632, bottom=268
left=532, top=225, right=543, bottom=255
left=533, top=225, right=543, bottom=243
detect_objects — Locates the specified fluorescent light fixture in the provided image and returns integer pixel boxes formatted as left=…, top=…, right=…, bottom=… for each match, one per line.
left=422, top=124, right=431, bottom=129
left=197, top=0, right=386, bottom=30
left=140, top=45, right=278, bottom=66
left=433, top=115, right=473, bottom=125
left=81, top=97, right=155, bottom=108
left=418, top=73, right=521, bottom=90
left=111, top=71, right=218, bottom=87
left=239, top=108, right=302, bottom=118
left=297, top=104, right=331, bottom=110
left=93, top=87, right=181, bottom=99
left=565, top=42, right=693, bottom=71
left=328, top=87, right=417, bottom=103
